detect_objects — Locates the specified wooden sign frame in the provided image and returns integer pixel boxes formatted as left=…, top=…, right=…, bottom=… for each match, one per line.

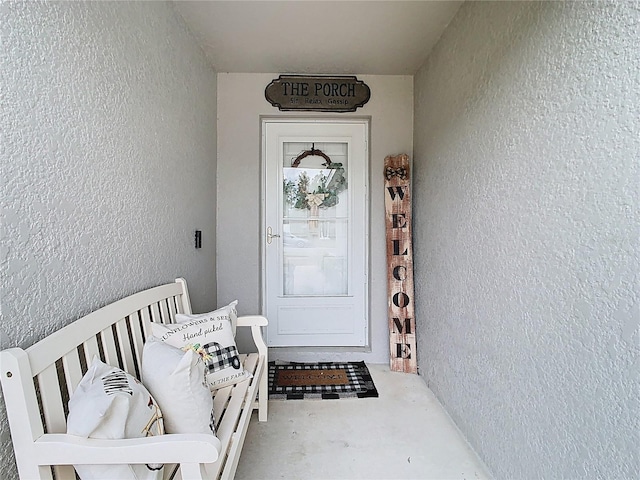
left=265, top=75, right=370, bottom=112
left=384, top=154, right=417, bottom=374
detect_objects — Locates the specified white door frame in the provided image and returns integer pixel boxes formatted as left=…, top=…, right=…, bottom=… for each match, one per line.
left=260, top=116, right=370, bottom=347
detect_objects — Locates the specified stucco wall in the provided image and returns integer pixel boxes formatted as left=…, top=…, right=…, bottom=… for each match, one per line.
left=217, top=73, right=413, bottom=363
left=0, top=2, right=217, bottom=477
left=413, top=1, right=639, bottom=478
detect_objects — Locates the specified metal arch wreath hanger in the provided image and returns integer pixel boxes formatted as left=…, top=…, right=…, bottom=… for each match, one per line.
left=290, top=144, right=331, bottom=224
left=291, top=143, right=332, bottom=168
left=285, top=144, right=347, bottom=213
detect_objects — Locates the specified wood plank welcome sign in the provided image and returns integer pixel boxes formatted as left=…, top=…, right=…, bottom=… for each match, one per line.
left=384, top=154, right=417, bottom=374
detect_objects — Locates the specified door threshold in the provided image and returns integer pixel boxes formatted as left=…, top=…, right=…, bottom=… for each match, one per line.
left=269, top=345, right=372, bottom=354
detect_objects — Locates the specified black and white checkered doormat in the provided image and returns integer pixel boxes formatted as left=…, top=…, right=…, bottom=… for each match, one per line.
left=268, top=361, right=379, bottom=400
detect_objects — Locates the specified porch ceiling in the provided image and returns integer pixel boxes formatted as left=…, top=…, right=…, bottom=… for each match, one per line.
left=173, top=1, right=463, bottom=75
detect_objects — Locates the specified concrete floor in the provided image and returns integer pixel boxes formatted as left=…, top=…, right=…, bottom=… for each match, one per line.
left=235, top=364, right=491, bottom=480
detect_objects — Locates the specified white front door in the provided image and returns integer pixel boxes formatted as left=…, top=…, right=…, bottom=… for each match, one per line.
left=262, top=119, right=369, bottom=347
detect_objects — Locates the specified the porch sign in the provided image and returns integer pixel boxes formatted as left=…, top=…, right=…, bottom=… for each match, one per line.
left=265, top=75, right=370, bottom=112
left=384, top=154, right=417, bottom=374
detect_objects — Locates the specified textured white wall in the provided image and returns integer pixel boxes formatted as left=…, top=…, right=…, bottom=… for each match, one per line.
left=413, top=1, right=639, bottom=478
left=0, top=2, right=217, bottom=477
left=217, top=74, right=413, bottom=363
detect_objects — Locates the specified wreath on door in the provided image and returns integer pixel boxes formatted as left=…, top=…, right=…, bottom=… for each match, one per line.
left=283, top=165, right=346, bottom=210
left=283, top=145, right=347, bottom=210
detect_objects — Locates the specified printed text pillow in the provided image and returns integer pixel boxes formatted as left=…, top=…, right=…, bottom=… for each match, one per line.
left=150, top=304, right=250, bottom=390
left=175, top=300, right=239, bottom=335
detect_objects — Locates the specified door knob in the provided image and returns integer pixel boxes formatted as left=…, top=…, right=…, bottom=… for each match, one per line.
left=266, top=226, right=280, bottom=244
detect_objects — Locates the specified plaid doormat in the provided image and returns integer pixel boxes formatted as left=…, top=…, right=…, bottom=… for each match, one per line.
left=268, top=361, right=379, bottom=400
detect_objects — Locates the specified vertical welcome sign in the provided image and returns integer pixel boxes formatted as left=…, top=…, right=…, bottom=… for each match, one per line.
left=384, top=154, right=417, bottom=374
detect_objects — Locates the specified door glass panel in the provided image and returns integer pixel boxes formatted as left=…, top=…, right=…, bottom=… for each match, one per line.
left=282, top=142, right=349, bottom=296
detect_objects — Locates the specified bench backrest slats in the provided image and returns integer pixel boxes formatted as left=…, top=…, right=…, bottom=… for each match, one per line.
left=99, top=325, right=120, bottom=366
left=150, top=302, right=163, bottom=324
left=61, top=349, right=84, bottom=398
left=175, top=278, right=192, bottom=315
left=167, top=296, right=178, bottom=320
left=83, top=336, right=101, bottom=367
left=115, top=317, right=138, bottom=377
left=129, top=312, right=146, bottom=372
left=53, top=464, right=75, bottom=479
left=159, top=298, right=171, bottom=325
left=26, top=283, right=185, bottom=376
left=38, top=363, right=66, bottom=434
left=140, top=307, right=153, bottom=339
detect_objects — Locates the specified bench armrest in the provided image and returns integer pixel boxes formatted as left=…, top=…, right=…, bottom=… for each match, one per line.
left=33, top=433, right=221, bottom=465
left=236, top=315, right=268, bottom=327
left=236, top=315, right=268, bottom=358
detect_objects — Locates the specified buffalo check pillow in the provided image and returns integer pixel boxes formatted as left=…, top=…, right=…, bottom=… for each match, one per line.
left=150, top=301, right=250, bottom=390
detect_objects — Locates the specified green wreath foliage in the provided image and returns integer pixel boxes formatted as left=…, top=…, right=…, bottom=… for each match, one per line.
left=283, top=164, right=347, bottom=210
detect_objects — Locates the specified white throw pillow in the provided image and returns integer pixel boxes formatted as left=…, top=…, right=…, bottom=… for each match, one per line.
left=151, top=304, right=250, bottom=390
left=175, top=300, right=239, bottom=335
left=67, top=357, right=164, bottom=480
left=142, top=336, right=215, bottom=435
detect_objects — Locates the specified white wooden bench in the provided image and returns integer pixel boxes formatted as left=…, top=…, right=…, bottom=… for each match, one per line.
left=1, top=278, right=268, bottom=480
